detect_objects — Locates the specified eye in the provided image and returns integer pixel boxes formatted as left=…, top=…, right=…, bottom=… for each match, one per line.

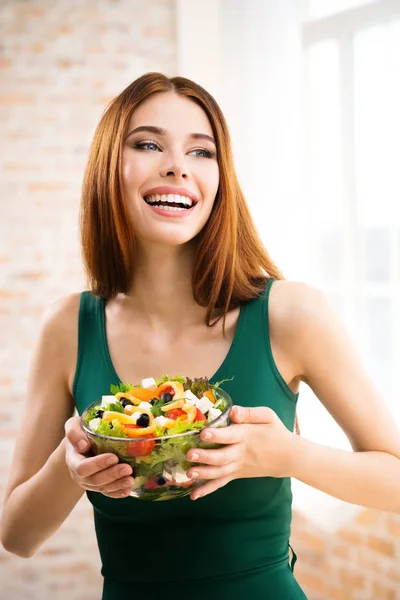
left=134, top=141, right=161, bottom=152
left=188, top=148, right=216, bottom=159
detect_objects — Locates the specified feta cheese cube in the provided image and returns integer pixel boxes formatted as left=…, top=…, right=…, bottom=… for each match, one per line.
left=101, top=395, right=117, bottom=407
left=162, top=464, right=191, bottom=483
left=141, top=377, right=157, bottom=390
left=129, top=411, right=140, bottom=424
left=195, top=396, right=214, bottom=415
left=183, top=390, right=199, bottom=404
left=172, top=464, right=191, bottom=483
left=162, top=469, right=174, bottom=482
left=154, top=416, right=168, bottom=428
left=89, top=417, right=101, bottom=431
left=138, top=401, right=152, bottom=411
left=208, top=407, right=222, bottom=422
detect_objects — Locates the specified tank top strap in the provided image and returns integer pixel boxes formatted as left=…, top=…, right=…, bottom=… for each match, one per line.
left=233, top=276, right=275, bottom=363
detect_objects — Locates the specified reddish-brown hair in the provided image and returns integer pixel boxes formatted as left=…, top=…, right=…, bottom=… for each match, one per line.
left=80, top=72, right=285, bottom=321
left=80, top=72, right=300, bottom=434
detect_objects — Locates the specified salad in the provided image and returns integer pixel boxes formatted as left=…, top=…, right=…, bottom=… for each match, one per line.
left=81, top=374, right=233, bottom=500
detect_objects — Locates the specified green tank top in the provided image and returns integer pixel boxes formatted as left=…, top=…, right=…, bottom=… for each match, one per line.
left=72, top=278, right=308, bottom=599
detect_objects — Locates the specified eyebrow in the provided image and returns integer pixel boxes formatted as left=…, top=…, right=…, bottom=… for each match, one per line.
left=125, top=125, right=216, bottom=147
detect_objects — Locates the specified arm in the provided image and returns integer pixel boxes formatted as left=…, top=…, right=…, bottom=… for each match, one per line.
left=1, top=294, right=83, bottom=557
left=1, top=438, right=85, bottom=558
left=280, top=282, right=400, bottom=512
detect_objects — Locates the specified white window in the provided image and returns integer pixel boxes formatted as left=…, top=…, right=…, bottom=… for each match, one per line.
left=302, top=0, right=400, bottom=419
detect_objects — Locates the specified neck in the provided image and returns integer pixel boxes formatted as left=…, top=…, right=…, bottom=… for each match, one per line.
left=121, top=242, right=207, bottom=333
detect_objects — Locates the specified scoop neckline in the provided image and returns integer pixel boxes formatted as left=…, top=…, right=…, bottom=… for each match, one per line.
left=99, top=299, right=248, bottom=387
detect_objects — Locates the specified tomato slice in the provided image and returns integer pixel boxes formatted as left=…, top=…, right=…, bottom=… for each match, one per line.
left=165, top=408, right=186, bottom=420
left=123, top=426, right=155, bottom=456
left=195, top=408, right=207, bottom=422
left=126, top=438, right=155, bottom=457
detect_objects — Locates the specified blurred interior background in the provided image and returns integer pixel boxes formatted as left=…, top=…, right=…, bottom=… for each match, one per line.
left=1, top=0, right=400, bottom=598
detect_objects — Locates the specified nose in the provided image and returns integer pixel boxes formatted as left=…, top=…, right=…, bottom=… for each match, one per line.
left=160, top=152, right=189, bottom=180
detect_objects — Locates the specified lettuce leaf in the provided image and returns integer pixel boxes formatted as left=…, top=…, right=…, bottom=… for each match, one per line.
left=150, top=398, right=165, bottom=417
left=213, top=376, right=234, bottom=389
left=214, top=398, right=228, bottom=412
left=85, top=406, right=100, bottom=423
left=155, top=373, right=186, bottom=386
left=166, top=419, right=204, bottom=436
left=104, top=402, right=125, bottom=414
left=95, top=420, right=129, bottom=438
left=110, top=382, right=139, bottom=395
left=184, top=377, right=210, bottom=398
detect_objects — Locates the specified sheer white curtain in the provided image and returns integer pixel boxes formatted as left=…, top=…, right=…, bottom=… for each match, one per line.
left=175, top=0, right=400, bottom=528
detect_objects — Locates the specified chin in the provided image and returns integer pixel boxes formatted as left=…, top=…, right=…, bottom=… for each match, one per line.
left=142, top=231, right=199, bottom=247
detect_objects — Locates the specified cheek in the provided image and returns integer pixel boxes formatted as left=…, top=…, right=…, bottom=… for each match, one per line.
left=122, top=155, right=148, bottom=191
left=197, top=162, right=219, bottom=199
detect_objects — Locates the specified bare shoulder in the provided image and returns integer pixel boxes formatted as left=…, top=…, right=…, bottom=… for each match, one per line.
left=268, top=279, right=327, bottom=381
left=41, top=293, right=82, bottom=394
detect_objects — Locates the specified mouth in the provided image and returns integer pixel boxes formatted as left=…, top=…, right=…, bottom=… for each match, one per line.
left=143, top=193, right=197, bottom=212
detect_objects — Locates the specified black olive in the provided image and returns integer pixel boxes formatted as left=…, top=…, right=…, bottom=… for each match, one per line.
left=109, top=422, right=113, bottom=429
left=156, top=476, right=167, bottom=486
left=137, top=413, right=150, bottom=428
left=160, top=392, right=173, bottom=403
left=149, top=398, right=158, bottom=405
left=120, top=399, right=133, bottom=408
left=94, top=410, right=104, bottom=419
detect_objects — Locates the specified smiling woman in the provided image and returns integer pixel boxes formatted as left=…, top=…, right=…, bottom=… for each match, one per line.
left=2, top=72, right=312, bottom=600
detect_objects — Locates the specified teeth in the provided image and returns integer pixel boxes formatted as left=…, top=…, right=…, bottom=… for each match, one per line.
left=151, top=205, right=186, bottom=212
left=144, top=193, right=194, bottom=207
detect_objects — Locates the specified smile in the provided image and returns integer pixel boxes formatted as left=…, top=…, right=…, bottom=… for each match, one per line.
left=143, top=193, right=196, bottom=211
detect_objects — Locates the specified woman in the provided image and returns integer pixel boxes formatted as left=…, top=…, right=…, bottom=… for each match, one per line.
left=2, top=72, right=400, bottom=600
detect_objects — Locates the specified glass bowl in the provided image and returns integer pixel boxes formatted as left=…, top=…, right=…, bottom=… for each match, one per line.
left=80, top=385, right=232, bottom=501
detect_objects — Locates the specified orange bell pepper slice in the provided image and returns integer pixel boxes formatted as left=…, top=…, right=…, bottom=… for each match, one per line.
left=123, top=423, right=156, bottom=438
left=204, top=389, right=215, bottom=404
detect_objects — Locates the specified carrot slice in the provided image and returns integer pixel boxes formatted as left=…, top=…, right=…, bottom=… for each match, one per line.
left=123, top=387, right=158, bottom=402
left=204, top=389, right=215, bottom=404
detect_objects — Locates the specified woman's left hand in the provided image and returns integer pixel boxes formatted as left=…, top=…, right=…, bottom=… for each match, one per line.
left=186, top=405, right=298, bottom=500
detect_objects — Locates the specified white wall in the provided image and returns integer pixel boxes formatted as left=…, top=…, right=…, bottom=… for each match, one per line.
left=175, top=0, right=365, bottom=530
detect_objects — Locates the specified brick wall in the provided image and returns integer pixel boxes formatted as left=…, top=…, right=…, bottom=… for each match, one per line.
left=1, top=2, right=399, bottom=599
left=0, top=1, right=176, bottom=598
left=292, top=508, right=400, bottom=599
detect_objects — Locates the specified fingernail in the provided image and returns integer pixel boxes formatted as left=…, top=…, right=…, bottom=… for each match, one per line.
left=202, top=431, right=212, bottom=440
left=191, top=452, right=199, bottom=461
left=235, top=407, right=242, bottom=419
left=77, top=440, right=88, bottom=452
left=106, top=455, right=118, bottom=465
left=190, top=471, right=199, bottom=479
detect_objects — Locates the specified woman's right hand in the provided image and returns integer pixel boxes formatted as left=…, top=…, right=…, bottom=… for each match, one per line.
left=64, top=416, right=134, bottom=499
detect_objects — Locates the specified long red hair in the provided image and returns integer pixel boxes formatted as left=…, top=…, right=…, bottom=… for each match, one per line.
left=80, top=72, right=285, bottom=317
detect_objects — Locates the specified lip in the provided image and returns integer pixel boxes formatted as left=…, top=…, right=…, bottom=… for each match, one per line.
left=144, top=202, right=197, bottom=218
left=142, top=186, right=199, bottom=205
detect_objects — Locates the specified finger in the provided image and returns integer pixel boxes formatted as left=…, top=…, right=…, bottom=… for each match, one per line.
left=84, top=484, right=132, bottom=499
left=84, top=462, right=133, bottom=487
left=85, top=475, right=134, bottom=494
left=64, top=416, right=90, bottom=453
left=190, top=475, right=233, bottom=500
left=73, top=451, right=120, bottom=479
left=187, top=443, right=240, bottom=466
left=187, top=461, right=236, bottom=481
left=199, top=424, right=245, bottom=445
left=229, top=405, right=276, bottom=425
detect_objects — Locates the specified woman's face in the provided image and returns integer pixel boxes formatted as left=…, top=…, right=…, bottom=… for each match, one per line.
left=122, top=92, right=220, bottom=248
